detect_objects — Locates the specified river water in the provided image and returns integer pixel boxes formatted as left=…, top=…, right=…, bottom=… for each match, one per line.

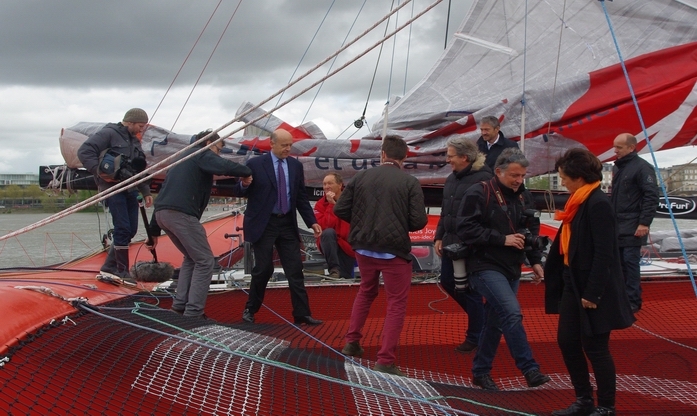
left=0, top=206, right=233, bottom=269
left=2, top=208, right=697, bottom=269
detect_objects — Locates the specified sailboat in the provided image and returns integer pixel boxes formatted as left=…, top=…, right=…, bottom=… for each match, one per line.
left=4, top=1, right=697, bottom=414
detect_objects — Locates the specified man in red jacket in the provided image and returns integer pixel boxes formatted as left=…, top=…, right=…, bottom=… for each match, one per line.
left=314, top=173, right=355, bottom=278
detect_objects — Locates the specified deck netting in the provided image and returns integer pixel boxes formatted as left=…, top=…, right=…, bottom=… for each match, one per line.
left=1, top=280, right=696, bottom=415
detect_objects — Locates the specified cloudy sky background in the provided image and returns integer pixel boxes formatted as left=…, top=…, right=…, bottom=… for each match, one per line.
left=1, top=0, right=693, bottom=175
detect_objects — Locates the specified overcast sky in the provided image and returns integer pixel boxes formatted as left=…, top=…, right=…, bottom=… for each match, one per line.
left=0, top=0, right=692, bottom=175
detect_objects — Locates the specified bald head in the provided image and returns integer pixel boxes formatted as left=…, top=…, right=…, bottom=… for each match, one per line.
left=271, top=129, right=294, bottom=159
left=613, top=133, right=637, bottom=160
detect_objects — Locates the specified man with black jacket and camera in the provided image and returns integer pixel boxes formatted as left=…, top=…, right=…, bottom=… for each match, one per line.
left=77, top=108, right=152, bottom=282
left=456, top=148, right=550, bottom=391
left=435, top=136, right=490, bottom=353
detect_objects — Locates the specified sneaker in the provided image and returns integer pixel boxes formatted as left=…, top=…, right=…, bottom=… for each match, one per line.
left=373, top=363, right=406, bottom=377
left=341, top=341, right=364, bottom=357
left=472, top=374, right=499, bottom=391
left=524, top=369, right=551, bottom=388
left=455, top=340, right=478, bottom=353
left=589, top=406, right=615, bottom=416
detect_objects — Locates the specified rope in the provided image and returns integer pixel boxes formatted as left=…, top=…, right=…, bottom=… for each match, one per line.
left=272, top=0, right=337, bottom=131
left=359, top=0, right=397, bottom=128
left=600, top=0, right=697, bottom=298
left=148, top=0, right=226, bottom=129
left=386, top=1, right=400, bottom=102
left=403, top=0, right=415, bottom=96
left=302, top=0, right=368, bottom=126
left=169, top=0, right=245, bottom=132
left=1, top=0, right=431, bottom=243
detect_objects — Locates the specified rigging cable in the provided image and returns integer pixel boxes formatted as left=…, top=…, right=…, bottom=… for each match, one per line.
left=263, top=0, right=337, bottom=134
left=403, top=0, right=416, bottom=96
left=301, top=0, right=368, bottom=128
left=599, top=0, right=697, bottom=297
left=520, top=0, right=528, bottom=154
left=147, top=0, right=226, bottom=128
left=169, top=1, right=244, bottom=132
left=359, top=0, right=398, bottom=140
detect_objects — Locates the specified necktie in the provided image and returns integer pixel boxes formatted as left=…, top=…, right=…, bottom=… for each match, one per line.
left=277, top=159, right=288, bottom=214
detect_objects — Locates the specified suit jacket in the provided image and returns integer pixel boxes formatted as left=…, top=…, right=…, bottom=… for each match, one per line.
left=544, top=187, right=635, bottom=335
left=236, top=153, right=317, bottom=244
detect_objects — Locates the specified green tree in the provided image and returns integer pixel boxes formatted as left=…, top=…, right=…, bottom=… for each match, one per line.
left=526, top=175, right=551, bottom=190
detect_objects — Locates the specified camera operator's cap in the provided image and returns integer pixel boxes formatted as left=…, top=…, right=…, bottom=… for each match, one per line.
left=123, top=108, right=149, bottom=123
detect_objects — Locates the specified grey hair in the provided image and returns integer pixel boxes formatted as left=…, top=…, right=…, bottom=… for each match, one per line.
left=446, top=135, right=479, bottom=161
left=480, top=115, right=500, bottom=129
left=495, top=148, right=529, bottom=170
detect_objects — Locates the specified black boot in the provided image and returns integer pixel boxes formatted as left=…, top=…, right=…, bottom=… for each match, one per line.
left=100, top=246, right=117, bottom=274
left=114, top=246, right=135, bottom=283
left=552, top=396, right=594, bottom=416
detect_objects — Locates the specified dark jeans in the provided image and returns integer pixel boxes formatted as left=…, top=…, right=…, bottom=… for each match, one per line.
left=246, top=215, right=311, bottom=318
left=558, top=269, right=616, bottom=408
left=619, top=246, right=642, bottom=309
left=439, top=256, right=485, bottom=345
left=319, top=228, right=354, bottom=278
left=469, top=270, right=539, bottom=377
left=105, top=189, right=139, bottom=247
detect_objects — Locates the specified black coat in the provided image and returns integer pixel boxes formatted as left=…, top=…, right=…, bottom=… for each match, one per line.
left=435, top=154, right=493, bottom=246
left=456, top=177, right=543, bottom=280
left=610, top=152, right=659, bottom=247
left=544, top=187, right=635, bottom=336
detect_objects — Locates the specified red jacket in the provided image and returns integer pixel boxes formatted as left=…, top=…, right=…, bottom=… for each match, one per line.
left=314, top=196, right=354, bottom=257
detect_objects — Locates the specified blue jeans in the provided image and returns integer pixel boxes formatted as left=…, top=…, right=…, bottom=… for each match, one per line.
left=105, top=190, right=140, bottom=247
left=440, top=257, right=485, bottom=345
left=619, top=246, right=642, bottom=309
left=469, top=270, right=539, bottom=377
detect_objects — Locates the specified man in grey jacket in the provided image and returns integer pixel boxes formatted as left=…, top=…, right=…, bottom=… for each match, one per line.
left=77, top=108, right=153, bottom=281
left=150, top=130, right=252, bottom=318
left=610, top=133, right=659, bottom=313
left=335, top=135, right=428, bottom=377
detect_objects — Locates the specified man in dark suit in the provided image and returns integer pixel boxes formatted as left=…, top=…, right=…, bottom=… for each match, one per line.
left=476, top=115, right=519, bottom=171
left=235, top=129, right=323, bottom=325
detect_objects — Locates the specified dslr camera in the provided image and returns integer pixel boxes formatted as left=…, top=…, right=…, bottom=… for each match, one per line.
left=442, top=243, right=468, bottom=260
left=518, top=209, right=550, bottom=251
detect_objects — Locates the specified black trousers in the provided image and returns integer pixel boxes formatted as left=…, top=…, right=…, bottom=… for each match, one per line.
left=558, top=270, right=616, bottom=408
left=245, top=215, right=311, bottom=318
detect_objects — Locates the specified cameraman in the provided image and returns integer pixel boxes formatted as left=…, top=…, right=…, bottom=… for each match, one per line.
left=456, top=148, right=549, bottom=391
left=77, top=108, right=152, bottom=282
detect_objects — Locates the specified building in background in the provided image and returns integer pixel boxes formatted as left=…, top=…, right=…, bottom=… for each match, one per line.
left=0, top=174, right=39, bottom=186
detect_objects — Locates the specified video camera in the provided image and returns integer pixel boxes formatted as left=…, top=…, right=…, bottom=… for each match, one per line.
left=518, top=209, right=550, bottom=251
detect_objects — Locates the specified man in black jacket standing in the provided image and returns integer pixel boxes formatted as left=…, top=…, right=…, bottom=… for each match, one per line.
left=610, top=133, right=659, bottom=313
left=457, top=148, right=550, bottom=391
left=150, top=130, right=252, bottom=318
left=476, top=115, right=519, bottom=170
left=335, top=135, right=427, bottom=377
left=434, top=136, right=490, bottom=353
left=77, top=108, right=153, bottom=282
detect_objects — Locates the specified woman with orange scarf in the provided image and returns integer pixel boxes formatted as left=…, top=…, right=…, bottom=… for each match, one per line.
left=545, top=148, right=635, bottom=416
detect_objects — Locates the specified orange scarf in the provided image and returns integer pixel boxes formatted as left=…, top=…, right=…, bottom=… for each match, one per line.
left=554, top=181, right=600, bottom=265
